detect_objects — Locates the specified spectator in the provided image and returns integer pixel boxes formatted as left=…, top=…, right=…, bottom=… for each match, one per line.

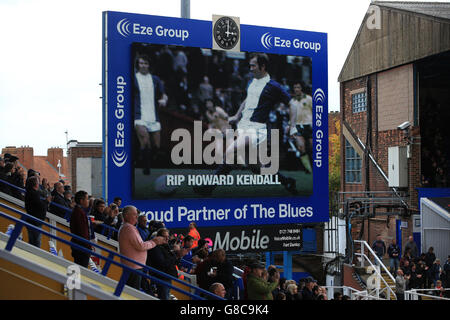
left=430, top=259, right=442, bottom=286
left=371, top=234, right=386, bottom=266
left=192, top=238, right=209, bottom=257
left=113, top=197, right=122, bottom=210
left=147, top=228, right=179, bottom=300
left=297, top=279, right=306, bottom=299
left=118, top=206, right=164, bottom=291
left=0, top=159, right=9, bottom=194
left=395, top=269, right=410, bottom=300
left=91, top=199, right=107, bottom=233
left=312, top=285, right=321, bottom=299
left=404, top=236, right=418, bottom=259
left=40, top=178, right=51, bottom=196
left=187, top=222, right=201, bottom=248
left=388, top=239, right=400, bottom=274
left=24, top=176, right=51, bottom=248
left=179, top=235, right=195, bottom=273
left=63, top=190, right=74, bottom=209
left=269, top=268, right=282, bottom=299
left=136, top=214, right=150, bottom=241
left=0, top=162, right=14, bottom=196
left=195, top=251, right=217, bottom=291
left=301, top=277, right=317, bottom=300
left=50, top=182, right=68, bottom=218
left=415, top=261, right=426, bottom=289
left=401, top=259, right=412, bottom=277
left=318, top=286, right=328, bottom=300
left=197, top=249, right=235, bottom=299
left=275, top=292, right=286, bottom=300
left=424, top=247, right=436, bottom=270
left=246, top=261, right=279, bottom=300
left=409, top=263, right=420, bottom=289
left=209, top=282, right=226, bottom=299
left=434, top=280, right=445, bottom=298
left=333, top=292, right=343, bottom=300
left=70, top=190, right=93, bottom=268
left=400, top=248, right=412, bottom=269
left=443, top=255, right=450, bottom=289
left=286, top=283, right=300, bottom=300
left=342, top=295, right=351, bottom=300
left=104, top=203, right=121, bottom=238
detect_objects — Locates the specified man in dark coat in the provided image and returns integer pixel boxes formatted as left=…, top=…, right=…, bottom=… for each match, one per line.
left=50, top=182, right=69, bottom=218
left=69, top=190, right=92, bottom=268
left=24, top=176, right=51, bottom=247
left=209, top=249, right=235, bottom=299
left=147, top=228, right=179, bottom=300
left=301, top=277, right=317, bottom=300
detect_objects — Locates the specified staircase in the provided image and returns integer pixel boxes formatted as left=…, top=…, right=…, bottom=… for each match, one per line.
left=380, top=271, right=396, bottom=300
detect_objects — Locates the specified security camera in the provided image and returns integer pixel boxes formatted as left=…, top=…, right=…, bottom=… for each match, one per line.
left=397, top=121, right=411, bottom=130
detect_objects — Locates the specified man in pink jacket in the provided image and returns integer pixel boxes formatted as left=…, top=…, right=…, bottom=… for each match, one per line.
left=118, top=205, right=164, bottom=290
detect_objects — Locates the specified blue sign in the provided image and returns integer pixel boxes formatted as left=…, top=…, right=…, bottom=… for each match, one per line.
left=103, top=11, right=329, bottom=229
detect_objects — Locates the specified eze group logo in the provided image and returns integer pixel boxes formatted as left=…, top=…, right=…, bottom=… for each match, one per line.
left=313, top=88, right=326, bottom=105
left=111, top=150, right=128, bottom=167
left=117, top=18, right=131, bottom=37
left=111, top=76, right=128, bottom=168
left=259, top=31, right=322, bottom=52
left=115, top=18, right=190, bottom=41
left=260, top=32, right=273, bottom=50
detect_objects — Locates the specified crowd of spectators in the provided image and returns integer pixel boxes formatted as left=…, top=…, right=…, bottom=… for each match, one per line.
left=2, top=155, right=449, bottom=300
left=375, top=235, right=450, bottom=299
left=420, top=96, right=449, bottom=188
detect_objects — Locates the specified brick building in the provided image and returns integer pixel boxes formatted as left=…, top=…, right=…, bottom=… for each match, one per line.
left=1, top=146, right=69, bottom=187
left=338, top=2, right=450, bottom=252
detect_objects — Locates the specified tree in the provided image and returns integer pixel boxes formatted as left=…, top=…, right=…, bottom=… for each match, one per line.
left=329, top=119, right=341, bottom=215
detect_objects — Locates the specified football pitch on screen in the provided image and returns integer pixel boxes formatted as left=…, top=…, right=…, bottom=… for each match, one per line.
left=133, top=168, right=313, bottom=199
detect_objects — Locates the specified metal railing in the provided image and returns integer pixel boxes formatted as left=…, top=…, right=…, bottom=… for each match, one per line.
left=0, top=202, right=224, bottom=300
left=354, top=240, right=397, bottom=300
left=0, top=178, right=119, bottom=239
left=0, top=178, right=247, bottom=297
left=405, top=288, right=450, bottom=300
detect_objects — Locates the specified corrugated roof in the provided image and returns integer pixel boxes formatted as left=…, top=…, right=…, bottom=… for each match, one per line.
left=338, top=1, right=450, bottom=82
left=374, top=1, right=450, bottom=20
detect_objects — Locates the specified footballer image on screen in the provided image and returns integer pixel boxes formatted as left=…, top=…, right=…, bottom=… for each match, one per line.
left=131, top=43, right=314, bottom=200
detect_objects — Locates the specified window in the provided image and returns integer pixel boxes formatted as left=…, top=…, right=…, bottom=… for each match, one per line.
left=352, top=91, right=367, bottom=113
left=345, top=140, right=362, bottom=183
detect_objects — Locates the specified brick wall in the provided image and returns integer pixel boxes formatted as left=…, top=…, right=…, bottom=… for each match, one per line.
left=47, top=148, right=64, bottom=171
left=340, top=64, right=421, bottom=242
left=377, top=64, right=414, bottom=131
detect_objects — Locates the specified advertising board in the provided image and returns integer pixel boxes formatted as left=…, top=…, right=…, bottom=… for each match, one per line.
left=103, top=12, right=328, bottom=244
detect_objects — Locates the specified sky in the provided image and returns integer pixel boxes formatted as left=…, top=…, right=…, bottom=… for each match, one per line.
left=0, top=0, right=446, bottom=156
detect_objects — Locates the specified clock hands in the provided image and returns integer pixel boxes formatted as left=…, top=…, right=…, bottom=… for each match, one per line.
left=225, top=19, right=237, bottom=38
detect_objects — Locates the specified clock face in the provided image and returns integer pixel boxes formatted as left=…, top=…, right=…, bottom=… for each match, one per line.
left=213, top=17, right=239, bottom=50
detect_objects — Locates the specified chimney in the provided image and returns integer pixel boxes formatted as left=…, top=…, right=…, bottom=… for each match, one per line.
left=17, top=146, right=34, bottom=170
left=47, top=148, right=64, bottom=172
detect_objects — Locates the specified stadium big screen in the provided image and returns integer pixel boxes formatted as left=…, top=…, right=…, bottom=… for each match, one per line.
left=103, top=12, right=328, bottom=252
